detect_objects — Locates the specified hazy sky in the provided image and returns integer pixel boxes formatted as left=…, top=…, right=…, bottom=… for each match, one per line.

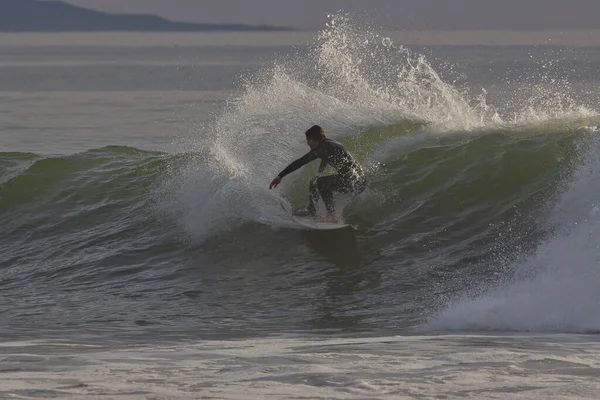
left=54, top=0, right=600, bottom=30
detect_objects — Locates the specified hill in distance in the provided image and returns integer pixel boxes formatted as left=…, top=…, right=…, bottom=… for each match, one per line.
left=0, top=0, right=292, bottom=32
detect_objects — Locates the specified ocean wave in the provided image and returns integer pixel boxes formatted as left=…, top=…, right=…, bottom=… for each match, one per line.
left=3, top=14, right=600, bottom=336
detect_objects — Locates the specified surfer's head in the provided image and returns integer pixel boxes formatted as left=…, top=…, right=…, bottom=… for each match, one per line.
left=305, top=125, right=325, bottom=149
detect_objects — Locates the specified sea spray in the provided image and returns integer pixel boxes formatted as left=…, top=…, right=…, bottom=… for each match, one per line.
left=164, top=15, right=488, bottom=240
left=164, top=14, right=596, bottom=242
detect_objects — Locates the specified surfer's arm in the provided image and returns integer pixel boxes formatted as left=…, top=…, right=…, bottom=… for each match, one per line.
left=270, top=152, right=316, bottom=190
left=269, top=149, right=320, bottom=190
left=277, top=150, right=318, bottom=178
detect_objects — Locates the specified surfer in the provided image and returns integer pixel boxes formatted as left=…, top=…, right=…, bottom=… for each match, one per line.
left=269, top=125, right=366, bottom=223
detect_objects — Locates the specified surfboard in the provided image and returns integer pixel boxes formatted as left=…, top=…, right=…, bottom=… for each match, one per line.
left=292, top=215, right=352, bottom=230
left=278, top=200, right=353, bottom=230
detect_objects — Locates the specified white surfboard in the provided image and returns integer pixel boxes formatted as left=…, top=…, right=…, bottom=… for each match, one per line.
left=292, top=215, right=352, bottom=230
left=278, top=200, right=353, bottom=230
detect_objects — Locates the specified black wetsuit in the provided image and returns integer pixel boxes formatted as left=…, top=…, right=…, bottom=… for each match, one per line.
left=278, top=138, right=366, bottom=214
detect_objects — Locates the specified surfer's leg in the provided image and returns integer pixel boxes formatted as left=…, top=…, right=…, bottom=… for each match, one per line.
left=306, top=179, right=319, bottom=215
left=353, top=175, right=367, bottom=195
left=320, top=175, right=366, bottom=207
left=316, top=175, right=345, bottom=213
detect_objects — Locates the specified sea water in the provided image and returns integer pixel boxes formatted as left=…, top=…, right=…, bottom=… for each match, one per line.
left=2, top=16, right=600, bottom=399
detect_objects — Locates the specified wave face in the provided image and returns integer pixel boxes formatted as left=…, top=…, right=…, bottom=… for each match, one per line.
left=2, top=15, right=600, bottom=338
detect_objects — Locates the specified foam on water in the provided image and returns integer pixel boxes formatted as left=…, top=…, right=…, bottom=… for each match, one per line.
left=2, top=335, right=600, bottom=399
left=427, top=129, right=600, bottom=333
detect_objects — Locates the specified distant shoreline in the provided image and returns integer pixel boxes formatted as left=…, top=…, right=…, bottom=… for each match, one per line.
left=1, top=0, right=292, bottom=32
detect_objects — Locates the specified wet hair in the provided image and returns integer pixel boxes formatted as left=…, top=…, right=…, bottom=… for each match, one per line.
left=305, top=125, right=325, bottom=141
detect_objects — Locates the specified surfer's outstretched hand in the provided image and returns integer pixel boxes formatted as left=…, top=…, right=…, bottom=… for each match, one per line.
left=269, top=176, right=281, bottom=190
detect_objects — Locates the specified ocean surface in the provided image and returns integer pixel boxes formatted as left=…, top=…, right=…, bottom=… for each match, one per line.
left=2, top=16, right=600, bottom=399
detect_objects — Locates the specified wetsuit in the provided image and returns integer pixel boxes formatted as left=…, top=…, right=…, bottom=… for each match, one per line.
left=278, top=138, right=366, bottom=214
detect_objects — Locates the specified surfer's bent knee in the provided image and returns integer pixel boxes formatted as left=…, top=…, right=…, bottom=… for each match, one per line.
left=354, top=176, right=367, bottom=194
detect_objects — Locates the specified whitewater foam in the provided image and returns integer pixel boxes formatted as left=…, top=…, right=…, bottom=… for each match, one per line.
left=426, top=130, right=600, bottom=333
left=3, top=335, right=600, bottom=399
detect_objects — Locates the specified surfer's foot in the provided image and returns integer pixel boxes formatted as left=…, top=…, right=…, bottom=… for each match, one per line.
left=294, top=208, right=316, bottom=217
left=319, top=213, right=339, bottom=223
